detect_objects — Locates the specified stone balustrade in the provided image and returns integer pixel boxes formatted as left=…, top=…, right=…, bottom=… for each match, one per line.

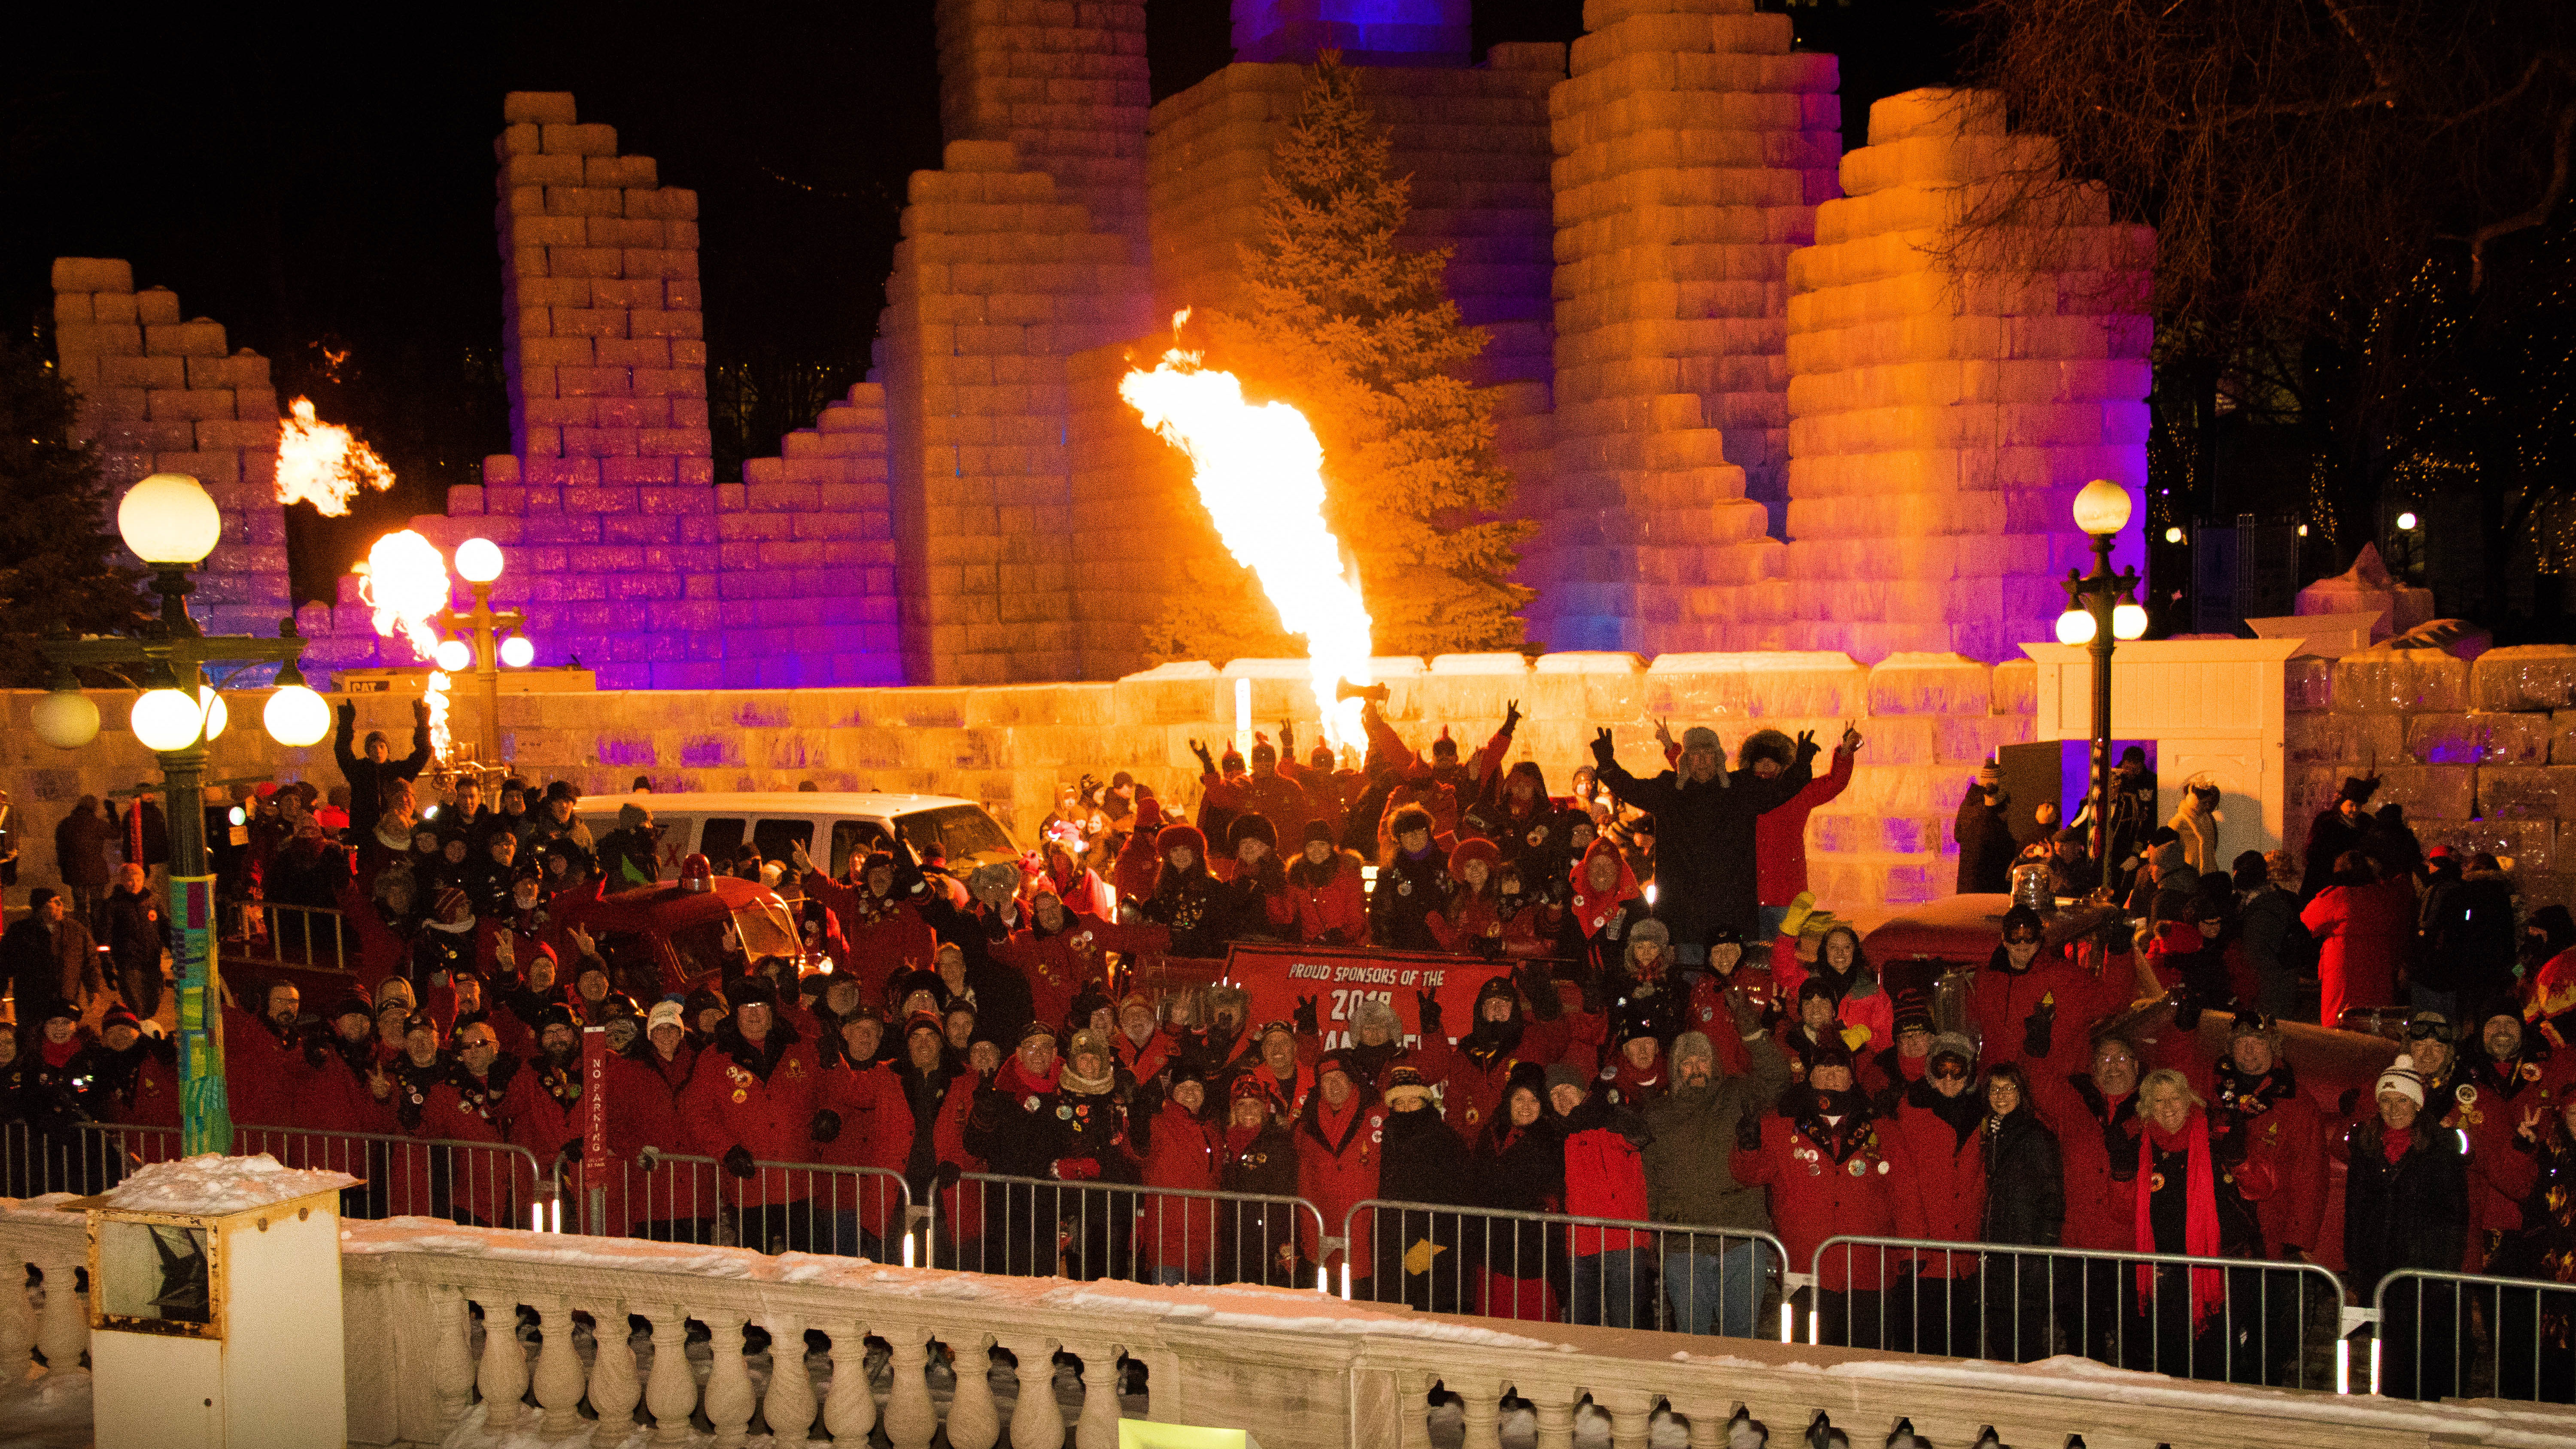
left=14, top=1200, right=2570, bottom=1449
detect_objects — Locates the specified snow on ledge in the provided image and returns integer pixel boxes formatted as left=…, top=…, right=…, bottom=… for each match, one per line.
left=104, top=1154, right=357, bottom=1215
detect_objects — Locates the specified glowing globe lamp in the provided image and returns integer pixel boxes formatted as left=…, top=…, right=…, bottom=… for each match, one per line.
left=454, top=538, right=504, bottom=584
left=2055, top=610, right=2098, bottom=646
left=264, top=683, right=331, bottom=747
left=131, top=688, right=207, bottom=752
left=196, top=686, right=228, bottom=742
left=2114, top=602, right=2150, bottom=640
left=498, top=635, right=534, bottom=669
left=117, top=474, right=224, bottom=565
left=33, top=689, right=102, bottom=750
left=2071, top=479, right=2132, bottom=537
left=434, top=638, right=471, bottom=672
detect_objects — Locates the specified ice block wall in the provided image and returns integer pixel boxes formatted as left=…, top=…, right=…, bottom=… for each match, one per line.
left=1531, top=0, right=1843, bottom=655
left=49, top=259, right=292, bottom=641
left=1782, top=88, right=2154, bottom=663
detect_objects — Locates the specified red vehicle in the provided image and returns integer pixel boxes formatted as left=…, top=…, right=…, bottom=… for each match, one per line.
left=229, top=872, right=801, bottom=1007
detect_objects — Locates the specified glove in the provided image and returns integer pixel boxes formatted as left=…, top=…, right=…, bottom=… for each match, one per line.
left=1415, top=990, right=1443, bottom=1037
left=1590, top=728, right=1617, bottom=769
left=2171, top=987, right=2205, bottom=1033
left=1793, top=729, right=1820, bottom=760
left=1579, top=967, right=1607, bottom=1016
left=561, top=1136, right=585, bottom=1164
left=2021, top=995, right=2057, bottom=1059
left=1294, top=995, right=1319, bottom=1036
left=1726, top=988, right=1764, bottom=1038
left=934, top=1161, right=963, bottom=1190
left=721, top=1144, right=756, bottom=1180
left=1518, top=962, right=1563, bottom=1021
left=303, top=1039, right=331, bottom=1071
left=336, top=699, right=356, bottom=727
left=636, top=1145, right=662, bottom=1173
left=808, top=1109, right=843, bottom=1144
left=412, top=698, right=432, bottom=724
left=1735, top=1110, right=1764, bottom=1152
left=1189, top=739, right=1216, bottom=774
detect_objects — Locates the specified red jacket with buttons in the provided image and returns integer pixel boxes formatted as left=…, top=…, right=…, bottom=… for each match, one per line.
left=1134, top=1100, right=1227, bottom=1274
left=1735, top=1108, right=1899, bottom=1292
left=2029, top=1069, right=2142, bottom=1253
left=679, top=1018, right=824, bottom=1208
left=817, top=1058, right=912, bottom=1236
left=1755, top=745, right=1852, bottom=905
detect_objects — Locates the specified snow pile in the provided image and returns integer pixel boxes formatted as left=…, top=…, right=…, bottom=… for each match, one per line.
left=104, top=1153, right=357, bottom=1215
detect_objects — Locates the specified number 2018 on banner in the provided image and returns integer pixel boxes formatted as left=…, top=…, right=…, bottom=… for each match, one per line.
left=1331, top=989, right=1394, bottom=1021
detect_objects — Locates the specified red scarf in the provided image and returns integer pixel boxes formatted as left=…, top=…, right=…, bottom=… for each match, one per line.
left=1570, top=839, right=1641, bottom=939
left=1225, top=1122, right=1262, bottom=1157
left=2135, top=1109, right=2226, bottom=1326
left=996, top=1055, right=1061, bottom=1097
left=2380, top=1125, right=2415, bottom=1165
left=41, top=1036, right=82, bottom=1069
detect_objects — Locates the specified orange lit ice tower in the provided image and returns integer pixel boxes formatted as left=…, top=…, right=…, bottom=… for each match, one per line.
left=1122, top=326, right=1376, bottom=753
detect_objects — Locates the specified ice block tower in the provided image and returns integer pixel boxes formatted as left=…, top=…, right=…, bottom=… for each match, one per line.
left=1782, top=88, right=2154, bottom=662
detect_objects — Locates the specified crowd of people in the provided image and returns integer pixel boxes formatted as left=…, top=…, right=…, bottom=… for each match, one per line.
left=6, top=698, right=2576, bottom=1396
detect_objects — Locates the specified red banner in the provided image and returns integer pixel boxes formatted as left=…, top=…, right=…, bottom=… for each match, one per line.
left=582, top=1024, right=608, bottom=1187
left=1217, top=942, right=1513, bottom=1047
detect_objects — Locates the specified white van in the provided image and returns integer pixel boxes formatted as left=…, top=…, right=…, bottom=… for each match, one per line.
left=573, top=791, right=1020, bottom=881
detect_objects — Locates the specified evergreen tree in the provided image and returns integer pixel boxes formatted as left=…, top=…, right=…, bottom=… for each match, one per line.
left=0, top=340, right=144, bottom=685
left=1172, top=53, right=1535, bottom=659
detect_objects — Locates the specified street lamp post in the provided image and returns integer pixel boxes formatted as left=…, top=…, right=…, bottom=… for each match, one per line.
left=441, top=538, right=528, bottom=766
left=35, top=473, right=333, bottom=1156
left=2057, top=479, right=2147, bottom=894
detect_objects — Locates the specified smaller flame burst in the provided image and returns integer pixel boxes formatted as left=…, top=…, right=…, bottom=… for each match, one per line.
left=354, top=530, right=455, bottom=760
left=275, top=397, right=395, bottom=516
left=1120, top=312, right=1373, bottom=753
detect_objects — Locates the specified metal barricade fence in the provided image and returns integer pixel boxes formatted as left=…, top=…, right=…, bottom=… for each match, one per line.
left=222, top=898, right=350, bottom=970
left=577, top=1149, right=913, bottom=1259
left=228, top=1123, right=553, bottom=1230
left=3, top=1119, right=155, bottom=1197
left=2372, top=1269, right=2576, bottom=1402
left=1810, top=1236, right=2360, bottom=1391
left=932, top=1172, right=1327, bottom=1288
left=1342, top=1198, right=1801, bottom=1337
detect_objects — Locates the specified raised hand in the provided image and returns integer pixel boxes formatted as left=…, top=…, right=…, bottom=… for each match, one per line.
left=1279, top=720, right=1295, bottom=755
left=1794, top=729, right=1820, bottom=757
left=2521, top=1104, right=2547, bottom=1142
left=1503, top=699, right=1522, bottom=732
left=1294, top=995, right=1319, bottom=1036
left=1652, top=718, right=1675, bottom=752
left=789, top=838, right=813, bottom=874
left=1415, top=990, right=1443, bottom=1037
left=1841, top=722, right=1863, bottom=753
left=1591, top=727, right=1617, bottom=765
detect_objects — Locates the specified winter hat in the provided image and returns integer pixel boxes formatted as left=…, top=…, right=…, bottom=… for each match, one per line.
left=1156, top=821, right=1207, bottom=860
left=1389, top=804, right=1435, bottom=840
left=902, top=1010, right=945, bottom=1042
left=1543, top=1063, right=1586, bottom=1097
left=434, top=884, right=471, bottom=921
left=327, top=993, right=374, bottom=1025
left=1066, top=1028, right=1111, bottom=1067
left=1017, top=1019, right=1060, bottom=1047
left=2339, top=774, right=2382, bottom=805
left=1806, top=1037, right=1856, bottom=1072
left=1740, top=729, right=1794, bottom=768
left=544, top=780, right=579, bottom=804
left=1893, top=1003, right=1934, bottom=1037
left=1220, top=744, right=1245, bottom=772
left=1504, top=1059, right=1548, bottom=1101
left=27, top=887, right=57, bottom=911
left=617, top=802, right=650, bottom=829
left=1315, top=1050, right=1355, bottom=1081
left=1251, top=733, right=1276, bottom=764
left=1230, top=1073, right=1272, bottom=1104
left=1929, top=1032, right=1978, bottom=1068
left=1680, top=725, right=1722, bottom=754
left=1612, top=1003, right=1663, bottom=1047
left=889, top=968, right=949, bottom=1011
left=2229, top=1011, right=2280, bottom=1041
left=646, top=1000, right=686, bottom=1033
left=1301, top=817, right=1338, bottom=848
left=37, top=999, right=79, bottom=1026
left=1999, top=903, right=2045, bottom=941
left=2377, top=1055, right=2427, bottom=1107
left=1431, top=727, right=1458, bottom=759
left=727, top=975, right=780, bottom=1012
left=1228, top=813, right=1276, bottom=853
left=1449, top=836, right=1502, bottom=877
left=1473, top=974, right=1519, bottom=1017
left=1117, top=991, right=1156, bottom=1027
left=1257, top=1018, right=1297, bottom=1043
left=1351, top=996, right=1401, bottom=1039
left=1382, top=1065, right=1432, bottom=1108
left=1796, top=976, right=1839, bottom=1006
left=1206, top=983, right=1250, bottom=1021
left=1629, top=917, right=1670, bottom=951
left=1671, top=1031, right=1716, bottom=1070
left=1976, top=759, right=2003, bottom=789
left=1309, top=743, right=1337, bottom=770
left=1068, top=986, right=1115, bottom=1031
left=100, top=1005, right=143, bottom=1036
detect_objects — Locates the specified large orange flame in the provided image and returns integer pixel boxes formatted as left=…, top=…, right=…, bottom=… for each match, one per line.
left=1121, top=319, right=1373, bottom=753
left=275, top=397, right=395, bottom=516
left=353, top=529, right=455, bottom=761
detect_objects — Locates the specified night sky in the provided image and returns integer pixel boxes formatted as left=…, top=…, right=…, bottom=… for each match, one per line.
left=3, top=1, right=1963, bottom=605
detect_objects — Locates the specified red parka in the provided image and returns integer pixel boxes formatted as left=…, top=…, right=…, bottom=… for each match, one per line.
left=1735, top=1104, right=1899, bottom=1292
left=1294, top=1088, right=1387, bottom=1275
left=679, top=1018, right=824, bottom=1209
left=1134, top=1099, right=1226, bottom=1276
left=1879, top=1084, right=1987, bottom=1278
